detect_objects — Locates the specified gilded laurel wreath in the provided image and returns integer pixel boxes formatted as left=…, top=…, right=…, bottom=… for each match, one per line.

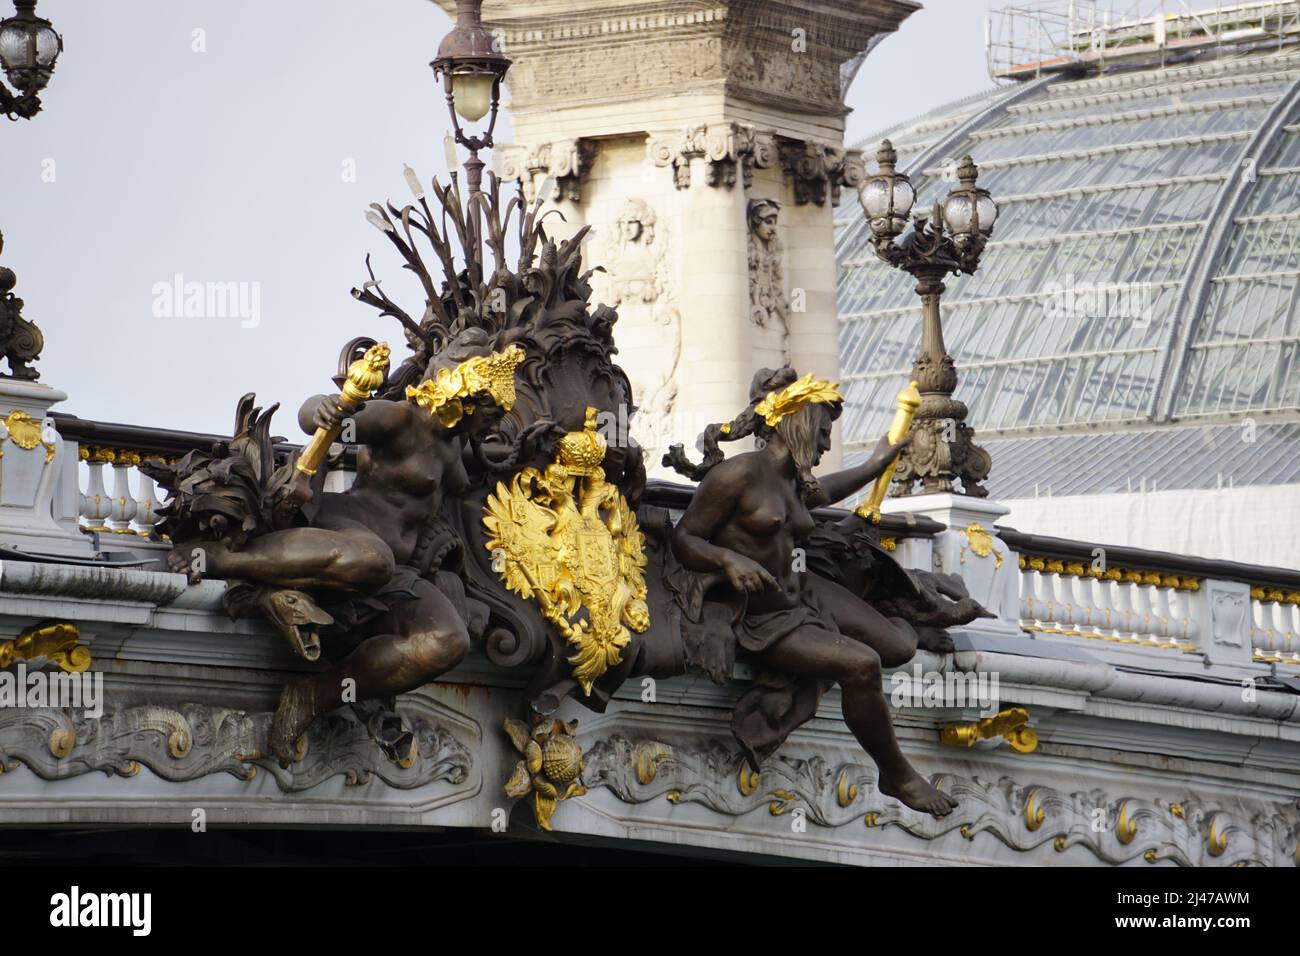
left=406, top=344, right=526, bottom=427
left=753, top=372, right=844, bottom=427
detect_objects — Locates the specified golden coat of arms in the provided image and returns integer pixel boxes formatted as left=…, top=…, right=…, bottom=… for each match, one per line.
left=482, top=407, right=650, bottom=695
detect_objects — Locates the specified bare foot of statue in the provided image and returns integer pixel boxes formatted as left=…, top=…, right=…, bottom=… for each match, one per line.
left=269, top=680, right=316, bottom=767
left=166, top=538, right=237, bottom=583
left=878, top=768, right=958, bottom=817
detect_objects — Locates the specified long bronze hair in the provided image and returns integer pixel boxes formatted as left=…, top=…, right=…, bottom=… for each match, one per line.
left=664, top=366, right=841, bottom=500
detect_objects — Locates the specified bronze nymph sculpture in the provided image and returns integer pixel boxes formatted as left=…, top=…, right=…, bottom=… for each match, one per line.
left=148, top=332, right=534, bottom=764
left=665, top=367, right=959, bottom=817
left=142, top=156, right=984, bottom=824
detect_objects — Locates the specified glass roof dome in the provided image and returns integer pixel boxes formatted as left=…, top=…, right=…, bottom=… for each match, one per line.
left=836, top=37, right=1300, bottom=496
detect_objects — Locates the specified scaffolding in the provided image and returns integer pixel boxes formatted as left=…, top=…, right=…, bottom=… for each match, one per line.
left=987, top=0, right=1300, bottom=80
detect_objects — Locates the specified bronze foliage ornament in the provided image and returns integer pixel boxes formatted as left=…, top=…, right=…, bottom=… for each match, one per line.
left=0, top=232, right=45, bottom=380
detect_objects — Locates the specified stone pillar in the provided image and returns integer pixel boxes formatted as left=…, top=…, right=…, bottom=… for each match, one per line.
left=0, top=379, right=93, bottom=559
left=441, top=0, right=919, bottom=474
left=882, top=493, right=1025, bottom=642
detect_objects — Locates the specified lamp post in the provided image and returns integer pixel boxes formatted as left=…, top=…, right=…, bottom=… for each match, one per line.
left=0, top=0, right=61, bottom=121
left=859, top=141, right=997, bottom=498
left=431, top=0, right=510, bottom=282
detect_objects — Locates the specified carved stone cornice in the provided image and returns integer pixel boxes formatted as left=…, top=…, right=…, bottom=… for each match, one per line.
left=434, top=1, right=920, bottom=117
left=779, top=140, right=867, bottom=206
left=647, top=123, right=777, bottom=190
left=500, top=138, right=597, bottom=203
left=584, top=733, right=1300, bottom=866
left=0, top=701, right=475, bottom=792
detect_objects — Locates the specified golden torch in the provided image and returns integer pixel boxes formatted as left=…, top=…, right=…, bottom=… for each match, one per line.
left=854, top=380, right=921, bottom=523
left=295, top=342, right=391, bottom=476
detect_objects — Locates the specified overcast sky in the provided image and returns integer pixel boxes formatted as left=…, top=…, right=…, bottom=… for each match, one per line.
left=0, top=0, right=996, bottom=436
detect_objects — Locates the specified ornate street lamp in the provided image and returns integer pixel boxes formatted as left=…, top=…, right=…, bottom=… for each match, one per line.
left=0, top=0, right=62, bottom=121
left=859, top=141, right=998, bottom=498
left=432, top=0, right=511, bottom=198
left=431, top=0, right=511, bottom=286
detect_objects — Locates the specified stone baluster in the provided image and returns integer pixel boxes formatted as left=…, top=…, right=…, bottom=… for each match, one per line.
left=1166, top=579, right=1199, bottom=644
left=1022, top=558, right=1058, bottom=629
left=1044, top=560, right=1069, bottom=627
left=1278, top=598, right=1300, bottom=663
left=1283, top=600, right=1300, bottom=663
left=1132, top=576, right=1154, bottom=643
left=1041, top=571, right=1060, bottom=630
left=1247, top=596, right=1263, bottom=659
left=1148, top=575, right=1176, bottom=644
left=129, top=465, right=166, bottom=538
left=78, top=446, right=114, bottom=533
left=1071, top=567, right=1106, bottom=637
left=1095, top=570, right=1123, bottom=639
left=1262, top=600, right=1285, bottom=661
left=104, top=450, right=139, bottom=534
left=1019, top=561, right=1045, bottom=626
left=1260, top=592, right=1292, bottom=662
left=1114, top=571, right=1139, bottom=638
left=1250, top=592, right=1277, bottom=660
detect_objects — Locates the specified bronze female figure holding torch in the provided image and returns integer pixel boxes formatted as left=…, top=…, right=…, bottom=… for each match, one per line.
left=665, top=367, right=958, bottom=817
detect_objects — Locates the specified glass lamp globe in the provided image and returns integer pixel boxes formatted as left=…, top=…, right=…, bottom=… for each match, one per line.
left=451, top=71, right=494, bottom=123
left=0, top=1, right=62, bottom=94
left=943, top=156, right=998, bottom=237
left=860, top=140, right=915, bottom=237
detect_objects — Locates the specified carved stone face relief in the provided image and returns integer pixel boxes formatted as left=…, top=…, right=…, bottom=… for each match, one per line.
left=747, top=198, right=787, bottom=331
left=600, top=198, right=663, bottom=307
left=591, top=198, right=681, bottom=456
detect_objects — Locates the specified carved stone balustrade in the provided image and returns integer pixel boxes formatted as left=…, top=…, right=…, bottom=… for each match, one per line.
left=1251, top=588, right=1300, bottom=665
left=1000, top=527, right=1300, bottom=680
left=2, top=415, right=1298, bottom=865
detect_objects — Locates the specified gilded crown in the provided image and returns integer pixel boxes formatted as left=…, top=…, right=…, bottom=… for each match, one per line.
left=556, top=407, right=607, bottom=470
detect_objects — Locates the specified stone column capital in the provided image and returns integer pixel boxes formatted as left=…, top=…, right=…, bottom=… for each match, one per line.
left=647, top=123, right=779, bottom=190
left=500, top=137, right=598, bottom=202
left=778, top=139, right=867, bottom=207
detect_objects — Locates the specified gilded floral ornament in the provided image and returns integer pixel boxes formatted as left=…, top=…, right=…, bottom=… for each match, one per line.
left=406, top=344, right=526, bottom=427
left=753, top=373, right=843, bottom=427
left=503, top=717, right=587, bottom=831
left=482, top=407, right=650, bottom=695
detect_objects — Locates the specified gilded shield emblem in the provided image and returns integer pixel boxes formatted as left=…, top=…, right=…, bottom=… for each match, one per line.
left=482, top=408, right=650, bottom=694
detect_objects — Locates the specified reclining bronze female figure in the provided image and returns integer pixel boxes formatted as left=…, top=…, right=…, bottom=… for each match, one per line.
left=664, top=366, right=958, bottom=817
